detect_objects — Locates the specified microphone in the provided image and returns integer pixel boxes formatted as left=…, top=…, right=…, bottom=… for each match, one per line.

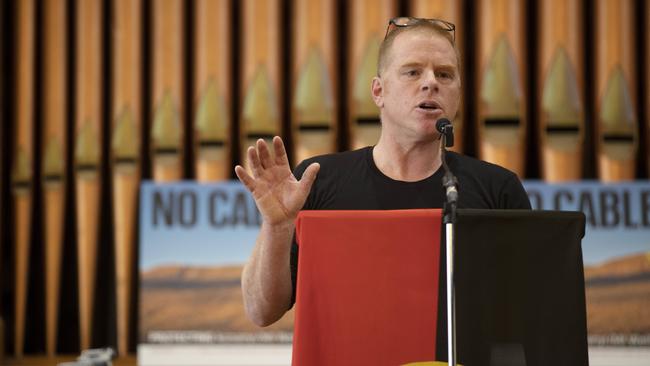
left=436, top=118, right=458, bottom=216
left=435, top=121, right=458, bottom=366
left=435, top=123, right=458, bottom=366
left=436, top=118, right=454, bottom=147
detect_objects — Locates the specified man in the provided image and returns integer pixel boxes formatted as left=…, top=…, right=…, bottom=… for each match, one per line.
left=234, top=17, right=531, bottom=327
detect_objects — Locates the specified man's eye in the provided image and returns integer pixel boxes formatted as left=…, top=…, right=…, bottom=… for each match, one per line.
left=436, top=71, right=454, bottom=80
left=405, top=70, right=420, bottom=77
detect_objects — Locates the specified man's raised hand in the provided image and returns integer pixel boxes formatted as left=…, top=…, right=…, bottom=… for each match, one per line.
left=234, top=136, right=320, bottom=226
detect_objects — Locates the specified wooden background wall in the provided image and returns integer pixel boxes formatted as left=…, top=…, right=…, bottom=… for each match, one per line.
left=0, top=0, right=648, bottom=357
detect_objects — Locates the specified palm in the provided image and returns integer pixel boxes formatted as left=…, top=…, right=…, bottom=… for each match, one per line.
left=250, top=163, right=305, bottom=223
left=235, top=137, right=319, bottom=225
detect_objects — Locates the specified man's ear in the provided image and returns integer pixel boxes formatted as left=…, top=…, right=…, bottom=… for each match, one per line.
left=371, top=76, right=383, bottom=108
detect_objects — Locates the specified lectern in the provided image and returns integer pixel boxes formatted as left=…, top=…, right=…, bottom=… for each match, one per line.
left=293, top=209, right=588, bottom=366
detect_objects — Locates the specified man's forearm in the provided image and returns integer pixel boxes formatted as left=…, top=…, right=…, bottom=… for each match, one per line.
left=241, top=220, right=295, bottom=327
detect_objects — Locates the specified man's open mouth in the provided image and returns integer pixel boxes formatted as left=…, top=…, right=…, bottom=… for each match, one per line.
left=417, top=101, right=441, bottom=111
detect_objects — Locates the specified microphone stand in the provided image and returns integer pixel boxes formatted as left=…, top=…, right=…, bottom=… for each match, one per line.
left=439, top=125, right=458, bottom=366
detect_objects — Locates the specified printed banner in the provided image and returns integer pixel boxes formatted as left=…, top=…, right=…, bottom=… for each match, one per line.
left=524, top=181, right=650, bottom=346
left=138, top=181, right=292, bottom=347
left=139, top=180, right=650, bottom=348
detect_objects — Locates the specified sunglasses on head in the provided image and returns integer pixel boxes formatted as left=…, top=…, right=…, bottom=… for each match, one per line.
left=384, top=17, right=456, bottom=42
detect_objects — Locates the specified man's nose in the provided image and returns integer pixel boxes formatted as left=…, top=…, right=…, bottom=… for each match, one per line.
left=421, top=71, right=439, bottom=92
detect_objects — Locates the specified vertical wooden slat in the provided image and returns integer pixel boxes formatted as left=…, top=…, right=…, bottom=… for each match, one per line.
left=0, top=2, right=3, bottom=356
left=151, top=0, right=184, bottom=182
left=647, top=1, right=650, bottom=176
left=0, top=1, right=7, bottom=359
left=595, top=0, right=637, bottom=181
left=241, top=0, right=282, bottom=165
left=194, top=0, right=231, bottom=181
left=292, top=0, right=337, bottom=163
left=75, top=0, right=103, bottom=351
left=0, top=3, right=3, bottom=356
left=538, top=0, right=584, bottom=182
left=476, top=0, right=527, bottom=177
left=112, top=0, right=142, bottom=356
left=12, top=0, right=35, bottom=357
left=349, top=0, right=396, bottom=150
left=410, top=0, right=465, bottom=153
left=42, top=0, right=67, bottom=356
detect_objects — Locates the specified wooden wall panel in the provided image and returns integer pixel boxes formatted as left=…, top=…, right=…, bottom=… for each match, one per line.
left=349, top=0, right=396, bottom=150
left=0, top=0, right=4, bottom=352
left=0, top=3, right=4, bottom=353
left=410, top=0, right=465, bottom=153
left=241, top=0, right=282, bottom=167
left=12, top=0, right=35, bottom=357
left=292, top=0, right=338, bottom=163
left=1, top=0, right=650, bottom=359
left=476, top=0, right=527, bottom=177
left=595, top=0, right=637, bottom=181
left=151, top=0, right=184, bottom=182
left=647, top=1, right=650, bottom=175
left=538, top=0, right=584, bottom=182
left=194, top=0, right=231, bottom=181
left=112, top=0, right=142, bottom=356
left=42, top=0, right=67, bottom=355
left=75, top=0, right=103, bottom=351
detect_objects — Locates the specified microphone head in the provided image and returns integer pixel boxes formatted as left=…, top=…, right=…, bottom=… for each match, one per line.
left=436, top=118, right=454, bottom=147
left=436, top=118, right=452, bottom=133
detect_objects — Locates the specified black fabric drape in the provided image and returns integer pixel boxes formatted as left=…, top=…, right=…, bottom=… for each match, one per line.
left=436, top=209, right=588, bottom=366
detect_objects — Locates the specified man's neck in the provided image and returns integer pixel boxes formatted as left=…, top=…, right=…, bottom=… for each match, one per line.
left=373, top=133, right=443, bottom=182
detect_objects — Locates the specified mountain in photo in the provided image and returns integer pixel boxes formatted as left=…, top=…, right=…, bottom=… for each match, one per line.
left=140, top=265, right=294, bottom=338
left=584, top=252, right=650, bottom=335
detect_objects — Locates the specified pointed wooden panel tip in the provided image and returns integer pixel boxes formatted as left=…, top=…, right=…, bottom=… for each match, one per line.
left=599, top=66, right=637, bottom=161
left=113, top=106, right=138, bottom=160
left=12, top=147, right=32, bottom=184
left=242, top=67, right=280, bottom=135
left=481, top=35, right=521, bottom=117
left=43, top=137, right=65, bottom=180
left=152, top=91, right=181, bottom=149
left=600, top=66, right=636, bottom=133
left=353, top=36, right=380, bottom=117
left=75, top=121, right=100, bottom=167
left=294, top=47, right=334, bottom=125
left=542, top=46, right=582, bottom=125
left=196, top=78, right=229, bottom=141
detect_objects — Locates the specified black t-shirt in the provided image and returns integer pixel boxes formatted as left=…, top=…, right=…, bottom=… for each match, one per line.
left=289, top=146, right=531, bottom=305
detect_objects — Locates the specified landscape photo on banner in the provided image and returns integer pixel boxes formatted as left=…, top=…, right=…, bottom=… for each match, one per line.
left=138, top=181, right=292, bottom=346
left=524, top=181, right=650, bottom=347
left=139, top=181, right=650, bottom=348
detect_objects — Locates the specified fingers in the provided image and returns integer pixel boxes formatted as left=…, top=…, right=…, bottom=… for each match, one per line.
left=273, top=136, right=290, bottom=167
left=244, top=137, right=286, bottom=178
left=257, top=139, right=273, bottom=169
left=247, top=146, right=263, bottom=178
left=234, top=165, right=255, bottom=192
left=299, top=162, right=320, bottom=194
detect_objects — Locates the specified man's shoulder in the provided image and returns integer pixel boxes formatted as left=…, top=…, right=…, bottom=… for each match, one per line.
left=449, top=152, right=531, bottom=209
left=448, top=151, right=518, bottom=180
left=293, top=147, right=370, bottom=176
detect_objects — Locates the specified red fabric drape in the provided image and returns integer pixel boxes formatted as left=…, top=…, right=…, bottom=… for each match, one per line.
left=293, top=209, right=443, bottom=365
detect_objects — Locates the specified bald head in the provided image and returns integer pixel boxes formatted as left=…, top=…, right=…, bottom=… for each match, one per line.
left=378, top=21, right=460, bottom=77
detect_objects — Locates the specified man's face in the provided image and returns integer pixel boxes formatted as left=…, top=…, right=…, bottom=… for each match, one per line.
left=372, top=30, right=461, bottom=142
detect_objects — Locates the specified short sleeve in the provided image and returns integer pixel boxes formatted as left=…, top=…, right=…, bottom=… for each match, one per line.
left=499, top=174, right=532, bottom=209
left=289, top=236, right=299, bottom=309
left=288, top=159, right=315, bottom=309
